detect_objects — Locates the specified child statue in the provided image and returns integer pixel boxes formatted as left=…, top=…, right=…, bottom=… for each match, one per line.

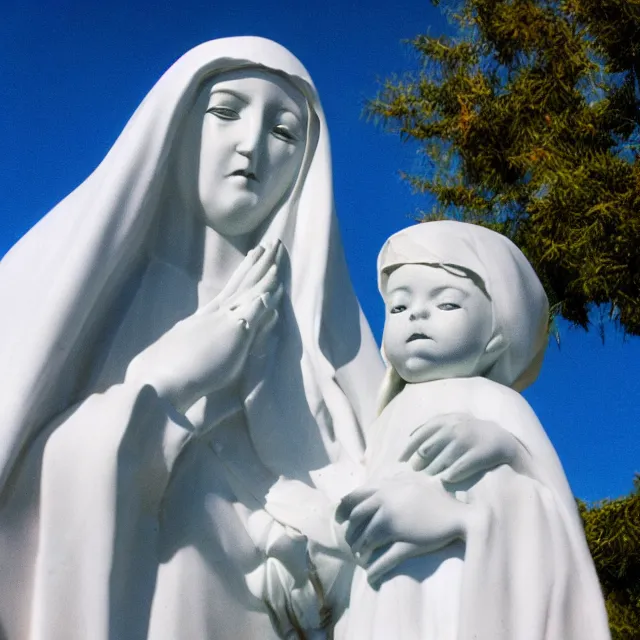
left=332, top=220, right=610, bottom=639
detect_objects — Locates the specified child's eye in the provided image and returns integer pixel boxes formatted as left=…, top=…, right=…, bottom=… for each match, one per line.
left=390, top=305, right=407, bottom=314
left=438, top=302, right=461, bottom=311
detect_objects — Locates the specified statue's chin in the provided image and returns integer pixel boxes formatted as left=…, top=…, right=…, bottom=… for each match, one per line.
left=199, top=199, right=271, bottom=238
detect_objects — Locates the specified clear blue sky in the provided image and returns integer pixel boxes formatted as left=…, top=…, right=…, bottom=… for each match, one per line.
left=2, top=0, right=637, bottom=501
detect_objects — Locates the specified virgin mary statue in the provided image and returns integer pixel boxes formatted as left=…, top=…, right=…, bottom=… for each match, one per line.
left=0, top=38, right=384, bottom=640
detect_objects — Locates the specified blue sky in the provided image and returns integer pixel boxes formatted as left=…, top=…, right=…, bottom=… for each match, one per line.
left=2, top=0, right=637, bottom=501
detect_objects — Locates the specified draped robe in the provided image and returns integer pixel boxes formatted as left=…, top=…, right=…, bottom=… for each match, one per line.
left=0, top=37, right=384, bottom=640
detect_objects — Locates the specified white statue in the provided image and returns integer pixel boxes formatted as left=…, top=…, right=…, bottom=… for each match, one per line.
left=331, top=221, right=611, bottom=639
left=0, top=36, right=608, bottom=640
left=0, top=35, right=503, bottom=640
left=0, top=37, right=388, bottom=640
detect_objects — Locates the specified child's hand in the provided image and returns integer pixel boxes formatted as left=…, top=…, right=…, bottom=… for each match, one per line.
left=398, top=413, right=529, bottom=484
left=335, top=471, right=476, bottom=586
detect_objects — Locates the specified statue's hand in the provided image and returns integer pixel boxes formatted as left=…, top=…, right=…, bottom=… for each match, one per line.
left=336, top=470, right=475, bottom=586
left=125, top=242, right=284, bottom=412
left=398, top=413, right=528, bottom=484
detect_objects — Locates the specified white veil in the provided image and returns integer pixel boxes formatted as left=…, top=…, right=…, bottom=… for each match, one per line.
left=0, top=37, right=384, bottom=492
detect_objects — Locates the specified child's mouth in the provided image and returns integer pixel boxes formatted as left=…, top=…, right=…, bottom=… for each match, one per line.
left=407, top=332, right=430, bottom=342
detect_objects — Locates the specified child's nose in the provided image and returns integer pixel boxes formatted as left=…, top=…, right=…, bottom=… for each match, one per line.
left=409, top=307, right=430, bottom=321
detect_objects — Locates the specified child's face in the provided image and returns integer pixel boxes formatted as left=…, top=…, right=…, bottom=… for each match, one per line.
left=382, top=264, right=494, bottom=383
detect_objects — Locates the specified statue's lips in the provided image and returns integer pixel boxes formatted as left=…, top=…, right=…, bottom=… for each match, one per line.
left=407, top=332, right=431, bottom=343
left=228, top=169, right=259, bottom=182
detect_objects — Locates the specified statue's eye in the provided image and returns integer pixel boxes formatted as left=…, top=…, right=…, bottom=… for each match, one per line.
left=390, top=305, right=407, bottom=314
left=272, top=125, right=298, bottom=142
left=207, top=106, right=240, bottom=120
left=438, top=302, right=461, bottom=311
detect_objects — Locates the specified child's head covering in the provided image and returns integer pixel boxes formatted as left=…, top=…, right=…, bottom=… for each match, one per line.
left=377, top=221, right=549, bottom=410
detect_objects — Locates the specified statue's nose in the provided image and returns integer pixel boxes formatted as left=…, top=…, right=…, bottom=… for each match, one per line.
left=236, top=115, right=263, bottom=159
left=409, top=307, right=430, bottom=321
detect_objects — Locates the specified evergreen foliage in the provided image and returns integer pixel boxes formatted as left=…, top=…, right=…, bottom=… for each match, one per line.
left=368, top=0, right=640, bottom=333
left=579, top=476, right=640, bottom=639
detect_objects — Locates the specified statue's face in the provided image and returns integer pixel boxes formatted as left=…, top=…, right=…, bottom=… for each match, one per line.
left=188, top=68, right=308, bottom=236
left=382, top=264, right=494, bottom=383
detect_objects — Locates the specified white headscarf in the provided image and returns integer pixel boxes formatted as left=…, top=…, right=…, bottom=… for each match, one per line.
left=376, top=220, right=549, bottom=410
left=0, top=37, right=383, bottom=490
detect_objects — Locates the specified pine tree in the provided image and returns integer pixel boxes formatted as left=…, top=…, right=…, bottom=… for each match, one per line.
left=368, top=0, right=640, bottom=333
left=579, top=476, right=640, bottom=639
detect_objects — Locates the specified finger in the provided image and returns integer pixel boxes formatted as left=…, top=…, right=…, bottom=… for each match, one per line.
left=243, top=281, right=284, bottom=323
left=398, top=420, right=444, bottom=461
left=235, top=281, right=285, bottom=334
left=233, top=240, right=281, bottom=294
left=228, top=263, right=280, bottom=312
left=230, top=298, right=270, bottom=340
left=212, top=245, right=267, bottom=306
left=439, top=450, right=498, bottom=484
left=335, top=487, right=377, bottom=523
left=350, top=510, right=390, bottom=557
left=217, top=241, right=280, bottom=309
left=260, top=281, right=285, bottom=313
left=273, top=238, right=285, bottom=267
left=344, top=496, right=380, bottom=546
left=438, top=452, right=478, bottom=484
left=408, top=436, right=449, bottom=472
left=423, top=441, right=459, bottom=477
left=196, top=244, right=273, bottom=315
left=366, top=542, right=422, bottom=587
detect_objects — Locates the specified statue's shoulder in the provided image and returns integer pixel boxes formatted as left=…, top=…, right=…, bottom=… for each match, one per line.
left=406, top=376, right=519, bottom=403
left=460, top=376, right=539, bottom=429
left=416, top=377, right=536, bottom=428
left=386, top=377, right=536, bottom=431
left=463, top=376, right=521, bottom=400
